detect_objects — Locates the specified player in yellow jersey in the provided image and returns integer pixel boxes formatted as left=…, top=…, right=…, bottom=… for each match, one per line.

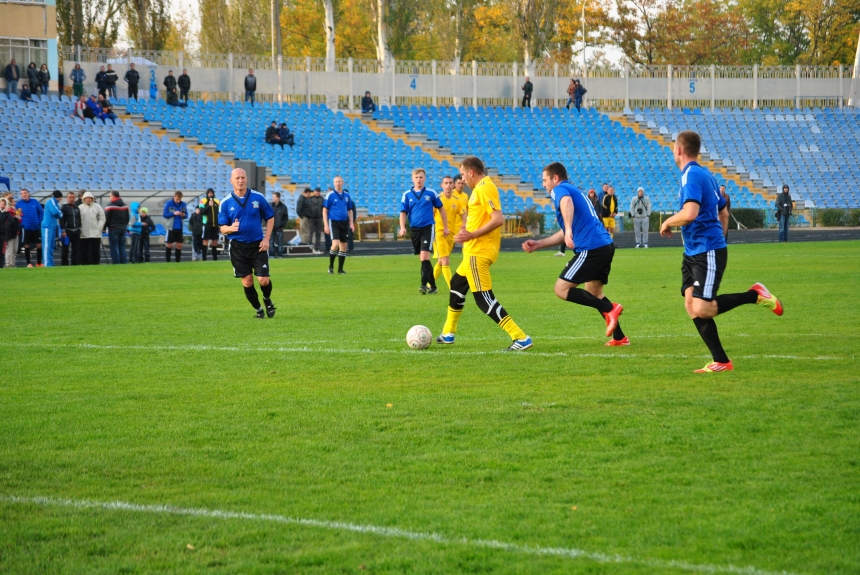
left=453, top=174, right=469, bottom=219
left=433, top=175, right=467, bottom=288
left=436, top=156, right=532, bottom=351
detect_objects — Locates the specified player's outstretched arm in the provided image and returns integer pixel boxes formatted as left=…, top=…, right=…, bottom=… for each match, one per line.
left=523, top=230, right=564, bottom=253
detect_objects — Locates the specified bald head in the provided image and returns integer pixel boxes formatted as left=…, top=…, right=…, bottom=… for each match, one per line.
left=231, top=168, right=247, bottom=196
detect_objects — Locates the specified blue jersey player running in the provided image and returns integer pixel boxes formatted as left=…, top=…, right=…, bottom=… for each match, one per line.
left=219, top=168, right=277, bottom=319
left=660, top=131, right=784, bottom=373
left=522, top=162, right=626, bottom=346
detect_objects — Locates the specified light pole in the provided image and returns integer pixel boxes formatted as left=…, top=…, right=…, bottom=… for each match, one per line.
left=581, top=0, right=587, bottom=76
left=850, top=29, right=860, bottom=107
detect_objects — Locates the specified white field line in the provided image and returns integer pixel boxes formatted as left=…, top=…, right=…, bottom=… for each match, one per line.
left=5, top=342, right=852, bottom=361
left=0, top=494, right=800, bottom=575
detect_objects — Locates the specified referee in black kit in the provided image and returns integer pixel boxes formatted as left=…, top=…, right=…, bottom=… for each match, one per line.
left=218, top=168, right=277, bottom=319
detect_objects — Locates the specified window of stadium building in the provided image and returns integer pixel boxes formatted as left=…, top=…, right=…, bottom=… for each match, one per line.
left=0, top=38, right=47, bottom=68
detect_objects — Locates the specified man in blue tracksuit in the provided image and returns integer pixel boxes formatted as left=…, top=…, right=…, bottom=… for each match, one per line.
left=41, top=190, right=64, bottom=267
left=18, top=188, right=44, bottom=266
left=162, top=191, right=187, bottom=262
left=398, top=168, right=448, bottom=294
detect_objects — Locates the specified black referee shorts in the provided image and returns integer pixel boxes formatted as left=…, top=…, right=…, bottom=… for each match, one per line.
left=166, top=229, right=184, bottom=244
left=410, top=225, right=434, bottom=255
left=230, top=239, right=270, bottom=278
left=681, top=248, right=727, bottom=301
left=559, top=243, right=614, bottom=285
left=202, top=227, right=219, bottom=241
left=23, top=229, right=41, bottom=246
left=329, top=220, right=350, bottom=242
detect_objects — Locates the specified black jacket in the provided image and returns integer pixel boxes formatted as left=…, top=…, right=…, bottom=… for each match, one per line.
left=265, top=126, right=279, bottom=142
left=0, top=211, right=7, bottom=241
left=271, top=202, right=289, bottom=230
left=306, top=195, right=324, bottom=218
left=163, top=75, right=177, bottom=92
left=39, top=69, right=50, bottom=83
left=522, top=81, right=533, bottom=95
left=139, top=214, right=155, bottom=237
left=4, top=63, right=19, bottom=82
left=600, top=194, right=617, bottom=218
left=776, top=192, right=793, bottom=217
left=104, top=198, right=130, bottom=231
left=60, top=203, right=81, bottom=232
left=296, top=195, right=310, bottom=218
left=95, top=71, right=107, bottom=90
left=2, top=209, right=20, bottom=239
left=178, top=74, right=191, bottom=90
left=200, top=198, right=219, bottom=228
left=189, top=212, right=203, bottom=235
left=105, top=69, right=118, bottom=86
left=244, top=75, right=257, bottom=91
left=27, top=65, right=40, bottom=86
left=124, top=69, right=140, bottom=85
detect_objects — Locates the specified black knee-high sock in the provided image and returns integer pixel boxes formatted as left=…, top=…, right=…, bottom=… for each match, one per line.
left=165, top=247, right=171, bottom=262
left=338, top=252, right=346, bottom=272
left=329, top=250, right=336, bottom=269
left=261, top=280, right=273, bottom=300
left=212, top=246, right=218, bottom=261
left=175, top=248, right=181, bottom=262
left=202, top=246, right=208, bottom=261
left=566, top=288, right=613, bottom=313
left=421, top=260, right=435, bottom=288
left=24, top=247, right=31, bottom=265
left=36, top=247, right=42, bottom=265
left=244, top=285, right=262, bottom=309
left=716, top=290, right=758, bottom=315
left=596, top=309, right=625, bottom=340
left=693, top=317, right=729, bottom=363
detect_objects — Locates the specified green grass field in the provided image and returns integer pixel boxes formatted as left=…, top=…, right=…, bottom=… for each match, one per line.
left=2, top=241, right=858, bottom=574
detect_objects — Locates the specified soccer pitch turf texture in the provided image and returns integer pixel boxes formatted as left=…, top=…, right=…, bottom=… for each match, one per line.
left=1, top=241, right=858, bottom=575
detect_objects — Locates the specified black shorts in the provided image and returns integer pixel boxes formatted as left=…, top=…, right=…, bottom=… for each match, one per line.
left=559, top=243, right=614, bottom=285
left=230, top=239, right=270, bottom=278
left=23, top=229, right=41, bottom=246
left=166, top=229, right=184, bottom=243
left=329, top=220, right=350, bottom=242
left=681, top=248, right=727, bottom=301
left=203, top=227, right=219, bottom=241
left=410, top=225, right=434, bottom=255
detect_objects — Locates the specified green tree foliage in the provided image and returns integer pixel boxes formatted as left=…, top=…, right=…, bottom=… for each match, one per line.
left=198, top=0, right=272, bottom=55
left=124, top=0, right=172, bottom=51
left=56, top=0, right=124, bottom=48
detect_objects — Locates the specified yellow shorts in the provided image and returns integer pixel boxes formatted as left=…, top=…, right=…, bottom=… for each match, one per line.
left=433, top=233, right=455, bottom=259
left=603, top=217, right=616, bottom=231
left=456, top=256, right=493, bottom=292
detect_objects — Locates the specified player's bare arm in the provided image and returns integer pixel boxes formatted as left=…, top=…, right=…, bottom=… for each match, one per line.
left=259, top=217, right=274, bottom=252
left=322, top=207, right=330, bottom=234
left=398, top=212, right=408, bottom=236
left=455, top=210, right=503, bottom=243
left=660, top=201, right=700, bottom=237
left=349, top=210, right=355, bottom=232
left=560, top=196, right=575, bottom=248
left=719, top=205, right=729, bottom=237
left=439, top=206, right=449, bottom=237
left=522, top=230, right=564, bottom=253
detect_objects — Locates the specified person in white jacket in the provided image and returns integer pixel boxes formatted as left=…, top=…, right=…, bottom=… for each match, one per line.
left=79, top=191, right=105, bottom=265
left=629, top=187, right=652, bottom=248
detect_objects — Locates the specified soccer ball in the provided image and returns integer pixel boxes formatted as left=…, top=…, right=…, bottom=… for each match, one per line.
left=406, top=325, right=432, bottom=350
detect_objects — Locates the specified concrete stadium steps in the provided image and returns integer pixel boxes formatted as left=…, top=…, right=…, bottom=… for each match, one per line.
left=613, top=114, right=775, bottom=202
left=352, top=113, right=551, bottom=208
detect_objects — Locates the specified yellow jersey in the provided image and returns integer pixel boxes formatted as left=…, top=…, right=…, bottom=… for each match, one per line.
left=463, top=176, right=502, bottom=262
left=434, top=192, right=465, bottom=232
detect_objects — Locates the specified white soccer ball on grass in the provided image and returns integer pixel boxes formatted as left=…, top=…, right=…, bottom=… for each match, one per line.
left=406, top=325, right=433, bottom=350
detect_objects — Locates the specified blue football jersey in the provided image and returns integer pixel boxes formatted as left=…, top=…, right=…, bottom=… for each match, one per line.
left=551, top=181, right=613, bottom=252
left=218, top=189, right=274, bottom=243
left=400, top=188, right=442, bottom=228
left=324, top=190, right=352, bottom=222
left=678, top=162, right=727, bottom=256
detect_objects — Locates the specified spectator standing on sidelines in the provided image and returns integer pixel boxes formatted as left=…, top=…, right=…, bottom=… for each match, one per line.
left=244, top=69, right=257, bottom=105
left=26, top=63, right=40, bottom=95
left=128, top=202, right=142, bottom=263
left=269, top=192, right=289, bottom=258
left=521, top=76, right=533, bottom=108
left=323, top=176, right=354, bottom=274
left=70, top=63, right=86, bottom=98
left=296, top=187, right=311, bottom=245
left=60, top=192, right=82, bottom=266
left=78, top=192, right=104, bottom=265
left=399, top=168, right=448, bottom=294
left=5, top=58, right=19, bottom=97
left=0, top=197, right=7, bottom=267
left=138, top=207, right=155, bottom=262
left=38, top=64, right=50, bottom=96
left=18, top=189, right=43, bottom=267
left=218, top=168, right=276, bottom=319
left=163, top=70, right=177, bottom=100
left=2, top=197, right=22, bottom=268
left=660, top=130, right=783, bottom=373
left=104, top=191, right=129, bottom=264
left=629, top=187, right=652, bottom=248
left=199, top=189, right=220, bottom=261
left=776, top=185, right=793, bottom=243
left=105, top=64, right=118, bottom=99
left=95, top=66, right=107, bottom=98
left=307, top=187, right=324, bottom=253
left=189, top=206, right=204, bottom=261
left=573, top=79, right=587, bottom=112
left=600, top=185, right=618, bottom=239
left=163, top=191, right=187, bottom=262
left=124, top=63, right=140, bottom=100
left=178, top=69, right=191, bottom=102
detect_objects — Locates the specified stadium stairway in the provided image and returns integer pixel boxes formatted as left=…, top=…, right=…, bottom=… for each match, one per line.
left=614, top=113, right=775, bottom=202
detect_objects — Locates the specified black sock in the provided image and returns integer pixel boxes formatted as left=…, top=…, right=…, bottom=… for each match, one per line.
left=261, top=280, right=272, bottom=300
left=212, top=247, right=218, bottom=261
left=36, top=248, right=42, bottom=265
left=338, top=252, right=346, bottom=272
left=329, top=251, right=336, bottom=269
left=24, top=247, right=31, bottom=265
left=175, top=248, right=181, bottom=262
left=693, top=317, right=730, bottom=363
left=202, top=246, right=208, bottom=261
left=244, top=285, right=262, bottom=309
left=566, top=288, right=613, bottom=313
left=420, top=260, right=435, bottom=288
left=420, top=260, right=428, bottom=285
left=165, top=248, right=171, bottom=262
left=716, top=290, right=758, bottom=315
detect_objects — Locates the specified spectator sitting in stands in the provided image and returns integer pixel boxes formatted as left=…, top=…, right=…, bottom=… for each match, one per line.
left=85, top=95, right=102, bottom=120
left=165, top=87, right=187, bottom=107
left=265, top=121, right=283, bottom=148
left=278, top=123, right=294, bottom=148
left=19, top=84, right=33, bottom=102
left=97, top=94, right=118, bottom=124
left=71, top=95, right=89, bottom=120
left=361, top=91, right=377, bottom=113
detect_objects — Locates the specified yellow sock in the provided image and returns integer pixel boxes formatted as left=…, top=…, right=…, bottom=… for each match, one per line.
left=433, top=262, right=442, bottom=280
left=442, top=306, right=462, bottom=335
left=499, top=315, right=527, bottom=341
left=441, top=265, right=451, bottom=288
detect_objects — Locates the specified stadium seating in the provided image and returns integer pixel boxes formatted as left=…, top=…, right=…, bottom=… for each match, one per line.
left=633, top=107, right=860, bottom=208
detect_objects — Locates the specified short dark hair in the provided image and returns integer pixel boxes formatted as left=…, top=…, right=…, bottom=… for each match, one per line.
left=543, top=162, right=568, bottom=181
left=460, top=156, right=485, bottom=175
left=676, top=130, right=701, bottom=157
left=110, top=190, right=120, bottom=198
left=303, top=187, right=312, bottom=193
left=452, top=174, right=462, bottom=183
left=272, top=192, right=281, bottom=199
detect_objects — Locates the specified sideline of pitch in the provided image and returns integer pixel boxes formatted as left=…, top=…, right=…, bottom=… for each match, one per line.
left=0, top=494, right=800, bottom=575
